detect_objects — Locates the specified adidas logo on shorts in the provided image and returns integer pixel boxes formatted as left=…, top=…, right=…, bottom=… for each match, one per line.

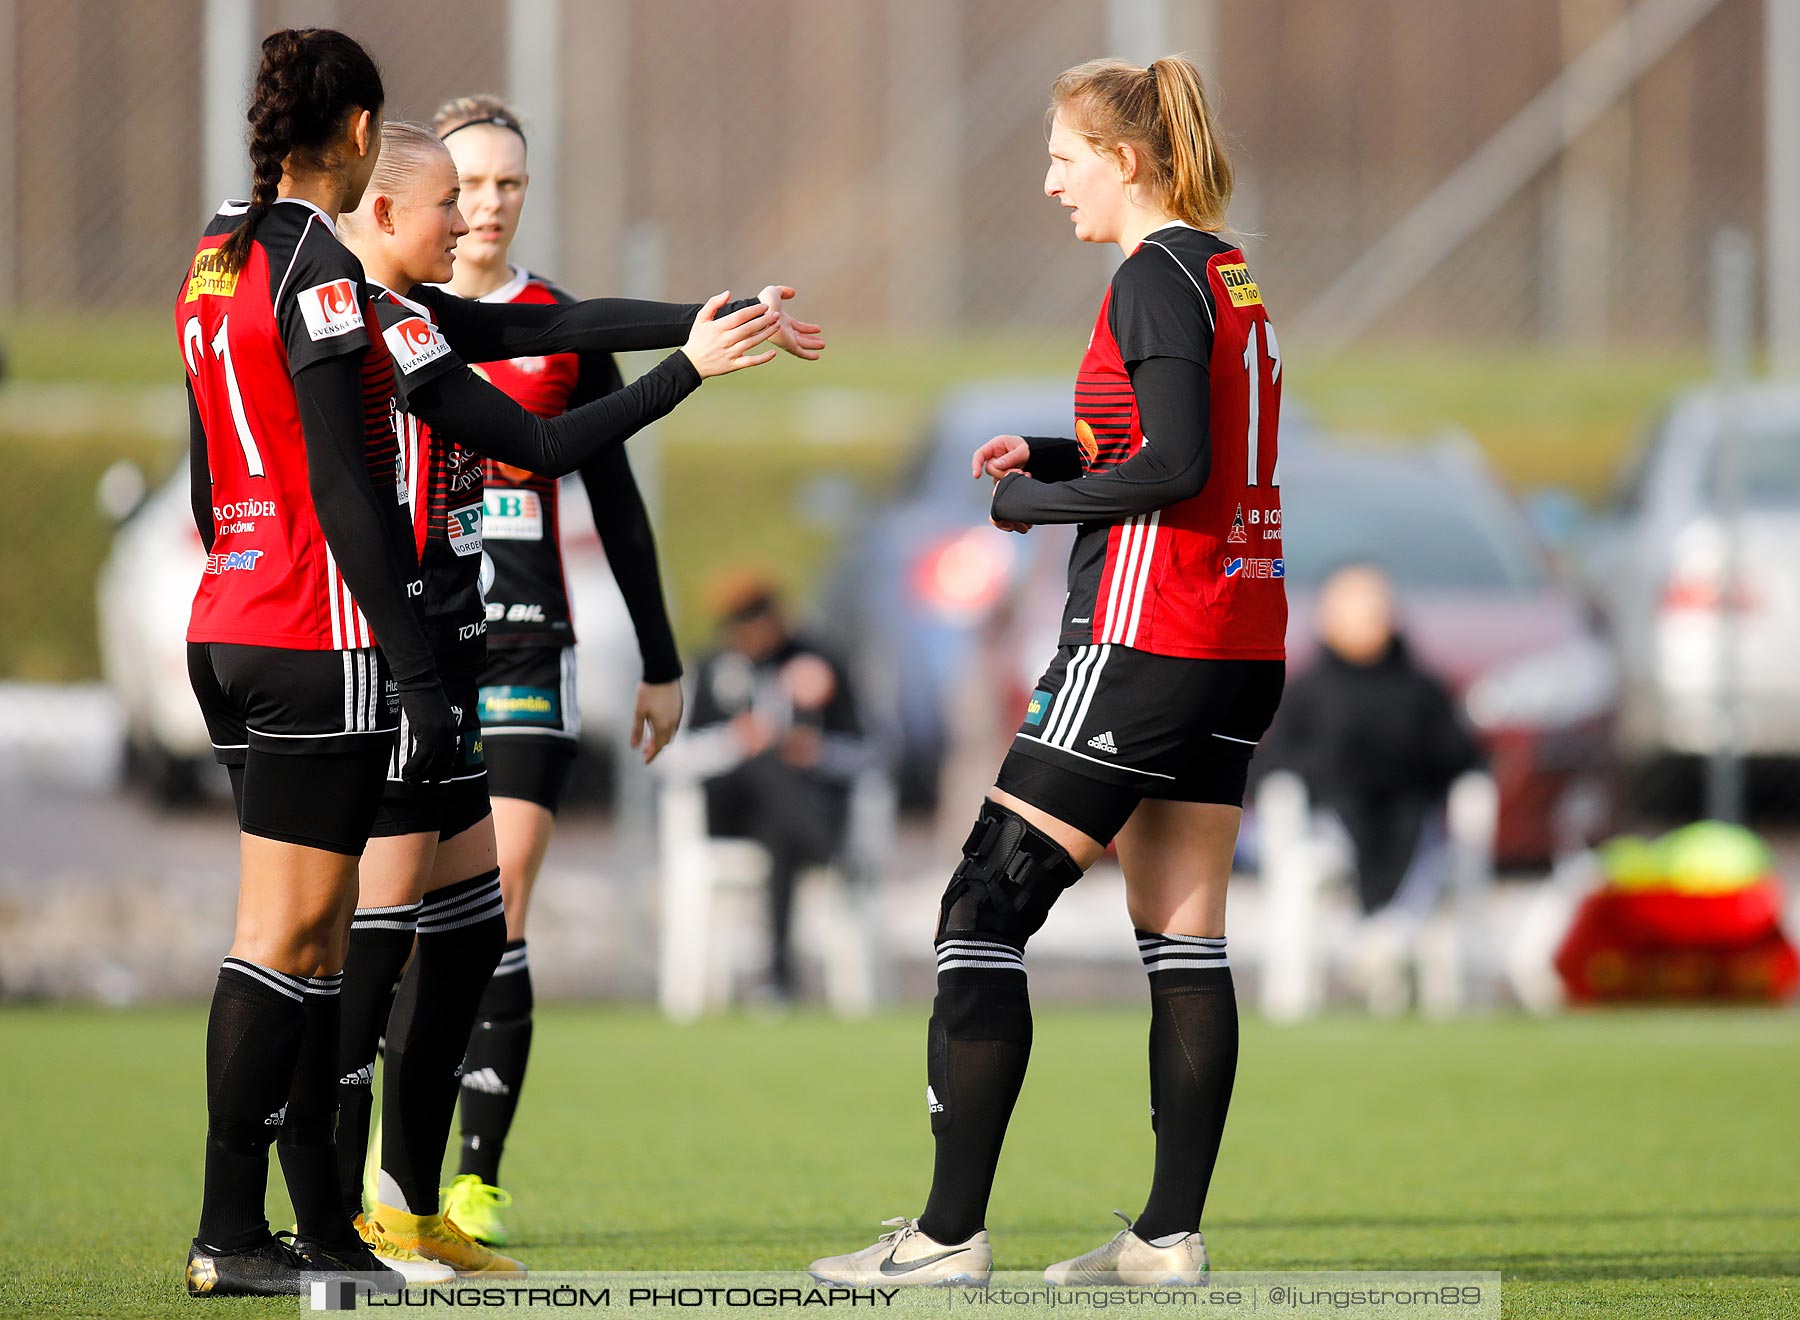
left=1087, top=730, right=1119, bottom=755
left=926, top=1085, right=945, bottom=1114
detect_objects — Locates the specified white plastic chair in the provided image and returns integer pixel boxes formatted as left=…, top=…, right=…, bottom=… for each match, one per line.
left=1256, top=770, right=1498, bottom=1020
left=654, top=760, right=894, bottom=1021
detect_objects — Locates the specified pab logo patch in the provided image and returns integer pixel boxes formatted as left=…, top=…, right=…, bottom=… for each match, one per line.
left=446, top=503, right=483, bottom=557
left=384, top=315, right=451, bottom=375
left=483, top=488, right=544, bottom=541
left=1024, top=689, right=1054, bottom=727
left=1217, top=262, right=1263, bottom=307
left=298, top=279, right=363, bottom=340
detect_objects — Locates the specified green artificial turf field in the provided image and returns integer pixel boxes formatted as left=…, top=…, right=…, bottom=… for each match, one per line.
left=3, top=1005, right=1796, bottom=1318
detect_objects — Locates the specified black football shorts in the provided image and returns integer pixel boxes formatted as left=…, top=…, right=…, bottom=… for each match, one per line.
left=188, top=641, right=396, bottom=854
left=997, top=644, right=1284, bottom=842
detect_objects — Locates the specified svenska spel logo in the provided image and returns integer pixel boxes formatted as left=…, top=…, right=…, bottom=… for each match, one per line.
left=298, top=279, right=363, bottom=340
left=383, top=315, right=452, bottom=374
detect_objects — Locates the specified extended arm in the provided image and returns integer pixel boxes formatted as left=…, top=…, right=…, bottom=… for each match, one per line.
left=406, top=351, right=702, bottom=478
left=991, top=356, right=1211, bottom=525
left=410, top=284, right=761, bottom=361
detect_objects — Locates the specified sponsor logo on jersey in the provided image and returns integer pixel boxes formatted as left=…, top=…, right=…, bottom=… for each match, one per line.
left=1075, top=418, right=1099, bottom=466
left=483, top=488, right=544, bottom=541
left=214, top=500, right=276, bottom=522
left=1223, top=556, right=1284, bottom=580
left=383, top=314, right=452, bottom=374
left=479, top=684, right=561, bottom=726
left=1228, top=504, right=1248, bottom=544
left=447, top=503, right=483, bottom=557
left=298, top=279, right=363, bottom=340
left=1024, top=689, right=1053, bottom=727
left=204, top=549, right=264, bottom=574
left=184, top=249, right=239, bottom=301
left=1217, top=262, right=1263, bottom=307
left=508, top=355, right=547, bottom=375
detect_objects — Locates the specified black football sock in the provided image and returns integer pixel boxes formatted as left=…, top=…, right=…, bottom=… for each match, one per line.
left=379, top=870, right=505, bottom=1214
left=457, top=939, right=533, bottom=1185
left=335, top=902, right=419, bottom=1219
left=276, top=971, right=354, bottom=1244
left=197, top=957, right=308, bottom=1252
left=917, top=938, right=1032, bottom=1246
left=1132, top=931, right=1238, bottom=1242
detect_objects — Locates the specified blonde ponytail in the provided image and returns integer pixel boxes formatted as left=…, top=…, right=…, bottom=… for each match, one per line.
left=1149, top=57, right=1232, bottom=230
left=1051, top=55, right=1233, bottom=231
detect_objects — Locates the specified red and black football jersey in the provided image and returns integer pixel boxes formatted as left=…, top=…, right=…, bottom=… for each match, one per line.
left=364, top=284, right=483, bottom=662
left=459, top=269, right=593, bottom=648
left=178, top=198, right=400, bottom=650
left=1059, top=223, right=1285, bottom=660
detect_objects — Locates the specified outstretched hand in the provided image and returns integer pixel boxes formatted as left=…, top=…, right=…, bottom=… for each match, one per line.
left=758, top=285, right=826, bottom=360
left=682, top=292, right=780, bottom=378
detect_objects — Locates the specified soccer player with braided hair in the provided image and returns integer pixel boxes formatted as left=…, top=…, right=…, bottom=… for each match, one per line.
left=177, top=27, right=453, bottom=1297
left=811, top=56, right=1284, bottom=1288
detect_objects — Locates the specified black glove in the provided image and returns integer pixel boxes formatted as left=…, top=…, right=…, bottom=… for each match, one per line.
left=395, top=676, right=459, bottom=783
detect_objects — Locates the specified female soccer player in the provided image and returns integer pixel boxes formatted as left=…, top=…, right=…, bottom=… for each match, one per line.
left=178, top=29, right=455, bottom=1297
left=330, top=120, right=820, bottom=1275
left=811, top=56, right=1284, bottom=1288
left=426, top=94, right=819, bottom=1247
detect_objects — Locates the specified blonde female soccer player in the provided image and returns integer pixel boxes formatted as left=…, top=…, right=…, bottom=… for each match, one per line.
left=811, top=56, right=1284, bottom=1289
left=423, top=96, right=821, bottom=1246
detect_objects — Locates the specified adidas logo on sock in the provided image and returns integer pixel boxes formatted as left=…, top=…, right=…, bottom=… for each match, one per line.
left=339, top=1061, right=375, bottom=1087
left=263, top=1104, right=288, bottom=1128
left=461, top=1067, right=511, bottom=1096
left=926, top=1085, right=944, bottom=1114
left=1087, top=730, right=1118, bottom=754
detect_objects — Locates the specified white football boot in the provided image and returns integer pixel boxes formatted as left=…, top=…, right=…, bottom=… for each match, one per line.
left=1043, top=1211, right=1207, bottom=1287
left=809, top=1218, right=992, bottom=1288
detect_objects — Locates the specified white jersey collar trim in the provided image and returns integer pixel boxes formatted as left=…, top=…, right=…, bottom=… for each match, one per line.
left=479, top=265, right=533, bottom=303
left=423, top=264, right=532, bottom=304
left=273, top=196, right=335, bottom=227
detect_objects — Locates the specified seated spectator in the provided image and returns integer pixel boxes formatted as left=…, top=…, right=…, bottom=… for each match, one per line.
left=680, top=571, right=866, bottom=1002
left=1261, top=563, right=1484, bottom=926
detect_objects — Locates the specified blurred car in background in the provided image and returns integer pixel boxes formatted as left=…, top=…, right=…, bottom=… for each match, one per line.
left=1576, top=386, right=1800, bottom=770
left=952, top=416, right=1618, bottom=866
left=96, top=465, right=643, bottom=803
left=1274, top=436, right=1620, bottom=865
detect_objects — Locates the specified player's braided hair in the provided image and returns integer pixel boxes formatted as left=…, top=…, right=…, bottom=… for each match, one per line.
left=1049, top=56, right=1234, bottom=232
left=217, top=28, right=384, bottom=273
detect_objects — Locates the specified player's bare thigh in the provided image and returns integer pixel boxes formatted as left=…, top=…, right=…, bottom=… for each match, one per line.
left=1114, top=798, right=1242, bottom=937
left=489, top=796, right=555, bottom=942
left=232, top=834, right=360, bottom=974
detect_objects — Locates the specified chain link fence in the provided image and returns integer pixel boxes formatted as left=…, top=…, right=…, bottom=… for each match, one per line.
left=0, top=0, right=1769, bottom=340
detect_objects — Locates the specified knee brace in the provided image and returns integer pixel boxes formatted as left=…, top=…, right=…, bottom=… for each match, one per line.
left=935, top=801, right=1086, bottom=949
